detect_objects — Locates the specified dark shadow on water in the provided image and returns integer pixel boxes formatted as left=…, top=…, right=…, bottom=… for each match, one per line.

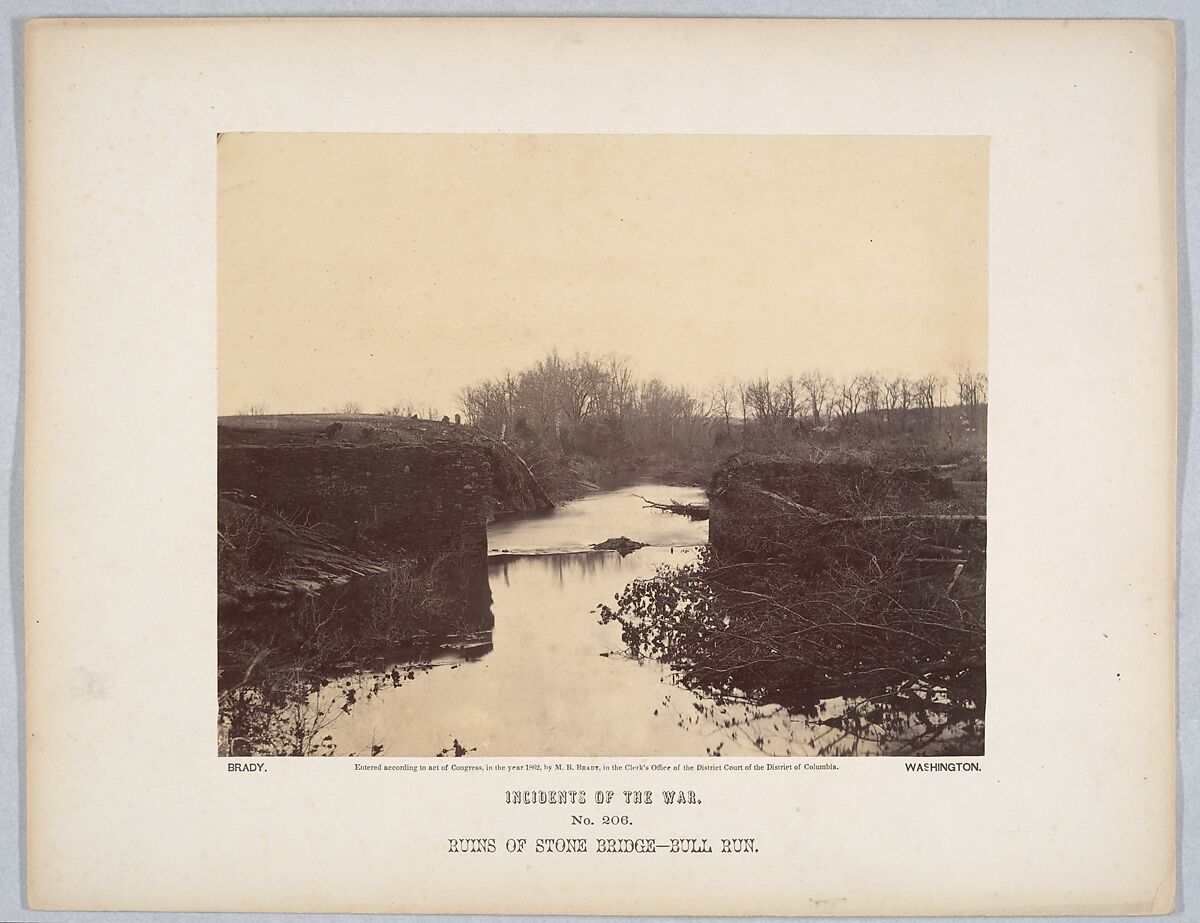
left=489, top=548, right=626, bottom=579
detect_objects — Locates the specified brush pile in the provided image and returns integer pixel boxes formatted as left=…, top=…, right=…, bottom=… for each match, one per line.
left=599, top=456, right=985, bottom=713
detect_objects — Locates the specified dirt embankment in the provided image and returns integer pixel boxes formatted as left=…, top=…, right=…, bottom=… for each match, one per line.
left=219, top=414, right=552, bottom=518
left=218, top=494, right=392, bottom=615
left=217, top=414, right=552, bottom=615
left=709, top=454, right=984, bottom=561
left=600, top=453, right=987, bottom=735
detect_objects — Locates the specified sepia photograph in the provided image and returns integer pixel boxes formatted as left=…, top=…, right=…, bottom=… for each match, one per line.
left=216, top=132, right=988, bottom=758
left=24, top=14, right=1179, bottom=915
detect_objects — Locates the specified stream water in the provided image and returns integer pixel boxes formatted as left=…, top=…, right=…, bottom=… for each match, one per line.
left=320, top=482, right=979, bottom=757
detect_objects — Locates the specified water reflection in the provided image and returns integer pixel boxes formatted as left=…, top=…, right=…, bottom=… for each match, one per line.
left=488, top=483, right=708, bottom=554
left=319, top=483, right=980, bottom=757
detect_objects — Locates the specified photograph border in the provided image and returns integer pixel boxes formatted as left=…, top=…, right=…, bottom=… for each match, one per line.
left=5, top=3, right=1194, bottom=920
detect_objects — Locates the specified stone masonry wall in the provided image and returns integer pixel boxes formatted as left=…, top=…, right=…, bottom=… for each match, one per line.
left=218, top=439, right=550, bottom=559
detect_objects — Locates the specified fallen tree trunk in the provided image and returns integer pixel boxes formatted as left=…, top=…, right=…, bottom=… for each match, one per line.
left=742, top=485, right=985, bottom=527
left=635, top=495, right=710, bottom=521
left=818, top=513, right=987, bottom=527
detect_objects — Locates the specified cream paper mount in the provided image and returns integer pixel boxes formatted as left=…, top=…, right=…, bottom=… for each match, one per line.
left=23, top=17, right=1176, bottom=916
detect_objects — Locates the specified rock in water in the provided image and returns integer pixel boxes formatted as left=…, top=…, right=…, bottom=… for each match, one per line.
left=591, top=536, right=647, bottom=556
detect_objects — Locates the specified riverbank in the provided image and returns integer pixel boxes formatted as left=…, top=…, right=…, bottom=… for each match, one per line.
left=517, top=404, right=987, bottom=507
left=217, top=492, right=487, bottom=756
left=217, top=412, right=552, bottom=674
left=218, top=494, right=391, bottom=614
left=217, top=414, right=550, bottom=755
left=218, top=409, right=987, bottom=756
left=600, top=454, right=986, bottom=754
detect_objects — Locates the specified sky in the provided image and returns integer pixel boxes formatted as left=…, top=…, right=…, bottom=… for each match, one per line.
left=218, top=132, right=987, bottom=416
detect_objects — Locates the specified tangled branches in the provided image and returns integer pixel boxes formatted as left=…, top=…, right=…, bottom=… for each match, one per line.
left=218, top=554, right=474, bottom=757
left=600, top=462, right=985, bottom=726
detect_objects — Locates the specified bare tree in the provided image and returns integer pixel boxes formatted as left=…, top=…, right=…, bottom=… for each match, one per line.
left=559, top=354, right=606, bottom=424
left=882, top=376, right=903, bottom=412
left=956, top=366, right=987, bottom=408
left=860, top=373, right=881, bottom=413
left=742, top=375, right=779, bottom=430
left=830, top=375, right=872, bottom=427
left=602, top=355, right=637, bottom=421
left=776, top=375, right=800, bottom=428
left=799, top=371, right=830, bottom=427
left=859, top=373, right=882, bottom=430
left=955, top=366, right=988, bottom=428
left=710, top=380, right=739, bottom=439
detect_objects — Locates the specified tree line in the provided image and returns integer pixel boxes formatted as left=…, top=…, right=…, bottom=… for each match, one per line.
left=235, top=351, right=987, bottom=456
left=457, top=350, right=987, bottom=457
left=719, top=368, right=987, bottom=435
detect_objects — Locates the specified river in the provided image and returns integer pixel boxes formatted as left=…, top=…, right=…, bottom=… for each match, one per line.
left=320, top=482, right=977, bottom=757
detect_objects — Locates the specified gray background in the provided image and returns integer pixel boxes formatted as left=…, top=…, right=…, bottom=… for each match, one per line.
left=0, top=2, right=1193, bottom=920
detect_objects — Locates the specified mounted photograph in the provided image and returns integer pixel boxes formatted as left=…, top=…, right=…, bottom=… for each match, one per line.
left=216, top=132, right=988, bottom=758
